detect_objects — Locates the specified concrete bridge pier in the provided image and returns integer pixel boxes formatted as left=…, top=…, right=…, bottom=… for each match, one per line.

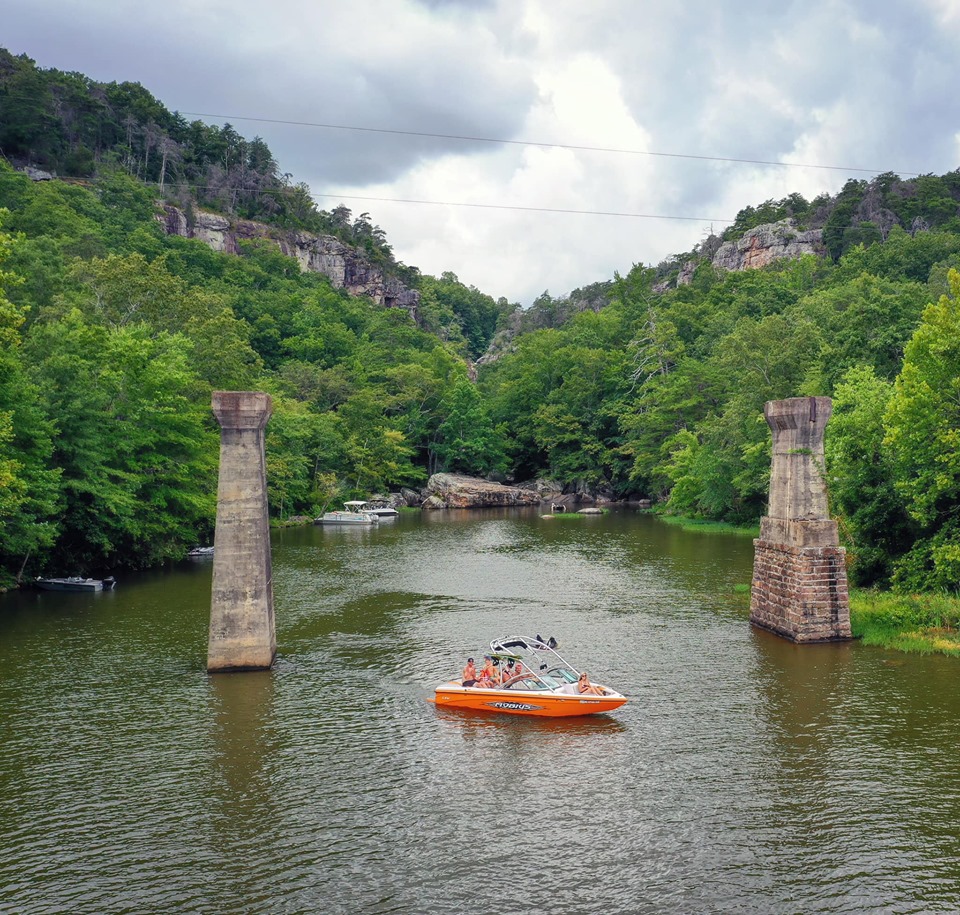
left=207, top=391, right=276, bottom=672
left=750, top=396, right=852, bottom=642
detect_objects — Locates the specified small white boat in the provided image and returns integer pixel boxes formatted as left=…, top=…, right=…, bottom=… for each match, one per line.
left=187, top=546, right=214, bottom=558
left=316, top=501, right=380, bottom=525
left=365, top=500, right=399, bottom=518
left=35, top=576, right=117, bottom=592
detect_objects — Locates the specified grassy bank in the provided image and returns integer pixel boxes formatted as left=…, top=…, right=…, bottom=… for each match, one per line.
left=849, top=590, right=960, bottom=657
left=657, top=512, right=960, bottom=657
left=656, top=513, right=759, bottom=537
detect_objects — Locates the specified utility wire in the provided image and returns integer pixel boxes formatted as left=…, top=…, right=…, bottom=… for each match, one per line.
left=176, top=110, right=920, bottom=178
left=157, top=181, right=731, bottom=222
left=0, top=89, right=920, bottom=175
left=309, top=192, right=729, bottom=222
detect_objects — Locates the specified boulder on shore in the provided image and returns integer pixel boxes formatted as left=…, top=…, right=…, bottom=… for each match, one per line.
left=423, top=473, right=543, bottom=509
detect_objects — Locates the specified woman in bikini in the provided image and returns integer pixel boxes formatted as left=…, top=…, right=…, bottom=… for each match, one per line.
left=576, top=671, right=607, bottom=696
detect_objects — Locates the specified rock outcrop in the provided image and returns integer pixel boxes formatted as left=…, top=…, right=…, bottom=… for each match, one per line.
left=422, top=473, right=543, bottom=509
left=660, top=220, right=827, bottom=290
left=157, top=204, right=420, bottom=317
left=513, top=478, right=564, bottom=500
left=711, top=220, right=825, bottom=273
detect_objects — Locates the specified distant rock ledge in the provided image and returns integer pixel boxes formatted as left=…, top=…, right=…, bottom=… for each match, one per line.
left=711, top=219, right=825, bottom=273
left=156, top=204, right=420, bottom=316
left=657, top=219, right=827, bottom=292
left=422, top=473, right=543, bottom=509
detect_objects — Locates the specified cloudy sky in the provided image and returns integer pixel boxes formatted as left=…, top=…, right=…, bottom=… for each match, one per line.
left=6, top=0, right=960, bottom=305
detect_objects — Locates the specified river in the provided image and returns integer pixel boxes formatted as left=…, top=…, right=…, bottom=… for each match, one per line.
left=1, top=508, right=959, bottom=914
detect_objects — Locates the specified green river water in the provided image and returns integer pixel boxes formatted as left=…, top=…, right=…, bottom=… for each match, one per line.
left=1, top=508, right=959, bottom=914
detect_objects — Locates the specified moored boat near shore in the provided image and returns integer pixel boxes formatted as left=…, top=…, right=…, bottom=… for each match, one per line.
left=315, top=501, right=380, bottom=525
left=35, top=576, right=117, bottom=592
left=364, top=500, right=399, bottom=518
left=187, top=546, right=214, bottom=558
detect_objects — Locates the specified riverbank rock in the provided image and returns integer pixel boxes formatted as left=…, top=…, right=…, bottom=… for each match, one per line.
left=423, top=473, right=543, bottom=509
left=400, top=487, right=421, bottom=507
left=515, top=478, right=564, bottom=499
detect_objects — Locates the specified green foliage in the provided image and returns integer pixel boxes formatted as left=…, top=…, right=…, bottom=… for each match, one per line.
left=417, top=272, right=509, bottom=358
left=0, top=219, right=61, bottom=583
left=723, top=193, right=811, bottom=240
left=884, top=269, right=960, bottom=590
left=25, top=308, right=218, bottom=569
left=850, top=589, right=960, bottom=656
left=823, top=179, right=867, bottom=260
left=826, top=366, right=912, bottom=586
left=433, top=374, right=506, bottom=476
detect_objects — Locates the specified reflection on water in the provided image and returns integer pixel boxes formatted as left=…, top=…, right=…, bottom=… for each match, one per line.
left=1, top=508, right=960, bottom=914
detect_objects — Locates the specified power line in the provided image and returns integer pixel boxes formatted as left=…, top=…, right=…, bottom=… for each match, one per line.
left=177, top=110, right=920, bottom=178
left=0, top=88, right=922, bottom=175
left=309, top=192, right=730, bottom=223
left=157, top=182, right=731, bottom=223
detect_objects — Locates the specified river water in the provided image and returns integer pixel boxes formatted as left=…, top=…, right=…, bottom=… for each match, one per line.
left=1, top=508, right=959, bottom=914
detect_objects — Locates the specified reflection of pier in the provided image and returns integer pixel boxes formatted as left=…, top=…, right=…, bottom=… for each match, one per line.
left=207, top=392, right=276, bottom=672
left=750, top=397, right=851, bottom=642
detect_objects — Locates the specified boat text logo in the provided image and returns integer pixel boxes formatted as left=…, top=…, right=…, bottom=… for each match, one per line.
left=487, top=701, right=543, bottom=712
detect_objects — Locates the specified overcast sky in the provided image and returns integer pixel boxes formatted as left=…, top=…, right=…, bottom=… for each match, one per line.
left=6, top=0, right=960, bottom=305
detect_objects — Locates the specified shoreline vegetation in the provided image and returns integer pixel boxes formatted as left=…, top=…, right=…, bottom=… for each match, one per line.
left=657, top=511, right=960, bottom=658
left=849, top=590, right=960, bottom=657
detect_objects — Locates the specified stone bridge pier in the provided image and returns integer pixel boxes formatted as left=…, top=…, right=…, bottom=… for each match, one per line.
left=207, top=391, right=276, bottom=672
left=749, top=396, right=852, bottom=642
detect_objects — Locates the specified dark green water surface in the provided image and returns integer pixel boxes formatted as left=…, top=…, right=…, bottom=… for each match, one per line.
left=1, top=509, right=959, bottom=914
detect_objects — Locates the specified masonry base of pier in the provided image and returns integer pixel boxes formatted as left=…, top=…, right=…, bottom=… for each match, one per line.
left=750, top=520, right=852, bottom=643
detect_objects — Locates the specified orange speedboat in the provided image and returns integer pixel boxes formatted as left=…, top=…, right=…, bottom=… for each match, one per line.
left=432, top=635, right=628, bottom=718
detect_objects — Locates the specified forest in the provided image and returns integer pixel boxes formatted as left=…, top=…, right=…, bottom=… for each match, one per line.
left=2, top=48, right=960, bottom=599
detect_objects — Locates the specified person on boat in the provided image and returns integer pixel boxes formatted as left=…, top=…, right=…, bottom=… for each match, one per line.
left=462, top=658, right=478, bottom=687
left=477, top=656, right=500, bottom=687
left=576, top=672, right=607, bottom=696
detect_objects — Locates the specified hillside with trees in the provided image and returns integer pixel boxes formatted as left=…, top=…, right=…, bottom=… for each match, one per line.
left=2, top=47, right=960, bottom=598
left=0, top=159, right=514, bottom=585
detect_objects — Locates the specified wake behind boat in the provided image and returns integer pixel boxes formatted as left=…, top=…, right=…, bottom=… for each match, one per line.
left=432, top=635, right=628, bottom=717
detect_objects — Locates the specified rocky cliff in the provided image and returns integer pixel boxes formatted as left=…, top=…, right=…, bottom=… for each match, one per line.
left=157, top=205, right=420, bottom=316
left=710, top=220, right=825, bottom=274
left=664, top=220, right=826, bottom=289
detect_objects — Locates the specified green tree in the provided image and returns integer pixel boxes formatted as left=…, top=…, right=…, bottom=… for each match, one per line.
left=26, top=309, right=217, bottom=569
left=826, top=366, right=912, bottom=586
left=884, top=269, right=960, bottom=589
left=433, top=375, right=506, bottom=476
left=0, top=219, right=61, bottom=583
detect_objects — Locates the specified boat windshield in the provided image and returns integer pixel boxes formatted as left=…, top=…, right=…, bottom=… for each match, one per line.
left=512, top=677, right=550, bottom=691
left=546, top=667, right=578, bottom=683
